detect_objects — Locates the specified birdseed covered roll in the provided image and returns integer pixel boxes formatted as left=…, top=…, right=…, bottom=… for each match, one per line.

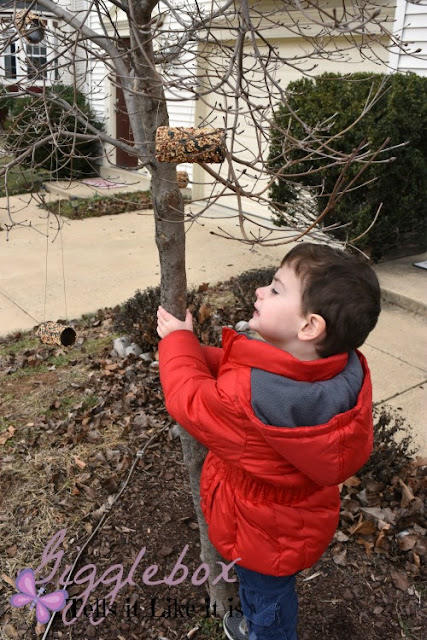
left=156, top=127, right=226, bottom=163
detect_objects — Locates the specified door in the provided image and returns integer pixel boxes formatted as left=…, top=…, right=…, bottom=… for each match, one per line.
left=115, top=40, right=138, bottom=168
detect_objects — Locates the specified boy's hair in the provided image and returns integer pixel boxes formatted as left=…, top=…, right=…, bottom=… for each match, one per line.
left=281, top=243, right=381, bottom=357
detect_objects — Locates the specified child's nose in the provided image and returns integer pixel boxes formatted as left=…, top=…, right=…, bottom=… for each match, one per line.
left=256, top=286, right=265, bottom=299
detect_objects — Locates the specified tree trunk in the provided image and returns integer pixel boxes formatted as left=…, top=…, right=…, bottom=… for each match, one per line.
left=130, top=4, right=237, bottom=616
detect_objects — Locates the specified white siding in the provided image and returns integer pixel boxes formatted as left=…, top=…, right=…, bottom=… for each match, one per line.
left=160, top=4, right=197, bottom=178
left=389, top=0, right=427, bottom=76
left=62, top=2, right=197, bottom=174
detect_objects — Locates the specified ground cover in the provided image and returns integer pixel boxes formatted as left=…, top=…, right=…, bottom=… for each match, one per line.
left=0, top=277, right=425, bottom=640
left=41, top=191, right=153, bottom=220
left=0, top=155, right=50, bottom=198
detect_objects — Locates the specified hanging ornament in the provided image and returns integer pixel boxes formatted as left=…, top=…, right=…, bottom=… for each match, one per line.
left=36, top=322, right=76, bottom=347
left=155, top=127, right=226, bottom=163
left=15, top=11, right=46, bottom=44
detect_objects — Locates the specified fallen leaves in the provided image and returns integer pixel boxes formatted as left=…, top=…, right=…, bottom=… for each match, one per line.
left=0, top=303, right=425, bottom=639
left=335, top=455, right=426, bottom=603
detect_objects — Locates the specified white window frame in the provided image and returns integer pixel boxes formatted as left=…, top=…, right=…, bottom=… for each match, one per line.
left=1, top=17, right=57, bottom=87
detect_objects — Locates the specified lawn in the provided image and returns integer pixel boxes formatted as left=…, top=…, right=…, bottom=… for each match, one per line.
left=0, top=157, right=50, bottom=198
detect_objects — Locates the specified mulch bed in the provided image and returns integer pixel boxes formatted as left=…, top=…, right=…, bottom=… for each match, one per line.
left=0, top=295, right=425, bottom=640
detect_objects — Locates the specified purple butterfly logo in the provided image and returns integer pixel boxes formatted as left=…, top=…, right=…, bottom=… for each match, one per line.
left=10, top=568, right=68, bottom=624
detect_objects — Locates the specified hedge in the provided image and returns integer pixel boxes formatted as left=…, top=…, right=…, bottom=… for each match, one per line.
left=268, top=72, right=427, bottom=261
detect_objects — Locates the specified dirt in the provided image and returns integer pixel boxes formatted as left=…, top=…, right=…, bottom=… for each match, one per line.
left=0, top=291, right=425, bottom=640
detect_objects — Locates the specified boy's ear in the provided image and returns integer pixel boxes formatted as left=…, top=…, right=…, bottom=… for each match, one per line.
left=298, top=313, right=326, bottom=343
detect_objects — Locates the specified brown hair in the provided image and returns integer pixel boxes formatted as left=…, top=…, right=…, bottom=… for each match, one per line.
left=281, top=243, right=381, bottom=357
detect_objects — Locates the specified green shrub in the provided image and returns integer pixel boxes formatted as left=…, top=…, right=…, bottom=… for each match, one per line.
left=0, top=84, right=13, bottom=127
left=269, top=72, right=427, bottom=261
left=3, top=84, right=104, bottom=179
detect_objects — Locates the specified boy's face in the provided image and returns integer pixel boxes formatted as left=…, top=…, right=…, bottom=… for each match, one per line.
left=248, top=264, right=307, bottom=352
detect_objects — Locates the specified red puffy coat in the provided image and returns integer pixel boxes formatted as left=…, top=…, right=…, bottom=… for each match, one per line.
left=159, top=328, right=373, bottom=576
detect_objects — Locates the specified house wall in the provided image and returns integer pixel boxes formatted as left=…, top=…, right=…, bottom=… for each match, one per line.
left=190, top=1, right=426, bottom=217
left=57, top=0, right=424, bottom=205
left=389, top=0, right=427, bottom=75
left=65, top=1, right=195, bottom=174
left=191, top=32, right=391, bottom=216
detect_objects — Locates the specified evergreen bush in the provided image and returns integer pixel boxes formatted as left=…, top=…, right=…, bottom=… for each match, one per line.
left=3, top=84, right=104, bottom=179
left=269, top=72, right=427, bottom=261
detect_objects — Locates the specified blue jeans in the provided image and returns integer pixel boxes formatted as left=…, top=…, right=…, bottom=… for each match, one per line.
left=234, top=565, right=298, bottom=640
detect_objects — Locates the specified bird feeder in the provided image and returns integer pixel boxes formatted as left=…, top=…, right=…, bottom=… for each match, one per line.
left=36, top=322, right=76, bottom=347
left=15, top=10, right=46, bottom=44
left=156, top=127, right=226, bottom=164
left=177, top=171, right=189, bottom=189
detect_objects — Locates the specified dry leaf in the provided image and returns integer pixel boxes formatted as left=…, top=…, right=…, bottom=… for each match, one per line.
left=375, top=530, right=386, bottom=548
left=361, top=506, right=396, bottom=527
left=1, top=573, right=16, bottom=588
left=412, top=551, right=420, bottom=568
left=397, top=533, right=418, bottom=552
left=343, top=476, right=361, bottom=488
left=74, top=456, right=87, bottom=469
left=198, top=303, right=212, bottom=324
left=334, top=531, right=350, bottom=542
left=3, top=625, right=19, bottom=639
left=357, top=537, right=374, bottom=556
left=348, top=518, right=377, bottom=537
left=0, top=425, right=16, bottom=446
left=104, top=363, right=120, bottom=371
left=399, top=478, right=415, bottom=508
left=390, top=569, right=409, bottom=591
left=332, top=544, right=347, bottom=566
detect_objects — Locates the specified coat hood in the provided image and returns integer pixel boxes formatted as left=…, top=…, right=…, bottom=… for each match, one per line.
left=222, top=329, right=373, bottom=487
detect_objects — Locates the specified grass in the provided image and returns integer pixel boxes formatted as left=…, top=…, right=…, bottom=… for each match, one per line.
left=0, top=154, right=50, bottom=197
left=0, top=333, right=39, bottom=357
left=191, top=616, right=225, bottom=639
left=0, top=331, right=116, bottom=383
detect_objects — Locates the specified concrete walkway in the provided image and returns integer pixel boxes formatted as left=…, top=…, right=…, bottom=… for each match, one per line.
left=0, top=192, right=426, bottom=455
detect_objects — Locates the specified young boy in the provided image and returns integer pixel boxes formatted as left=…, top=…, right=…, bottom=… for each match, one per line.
left=156, top=243, right=381, bottom=640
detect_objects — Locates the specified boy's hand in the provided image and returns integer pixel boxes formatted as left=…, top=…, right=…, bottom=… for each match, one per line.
left=157, top=306, right=193, bottom=339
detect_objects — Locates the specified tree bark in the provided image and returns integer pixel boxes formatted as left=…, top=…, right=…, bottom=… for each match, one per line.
left=130, top=1, right=237, bottom=615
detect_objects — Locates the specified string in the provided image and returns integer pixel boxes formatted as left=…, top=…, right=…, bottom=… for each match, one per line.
left=43, top=211, right=49, bottom=322
left=59, top=215, right=68, bottom=321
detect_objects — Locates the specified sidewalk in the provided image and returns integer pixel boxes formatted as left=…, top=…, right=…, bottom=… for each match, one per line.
left=0, top=192, right=426, bottom=455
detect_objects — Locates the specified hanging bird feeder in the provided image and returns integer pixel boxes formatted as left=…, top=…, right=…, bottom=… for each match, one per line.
left=36, top=322, right=76, bottom=347
left=15, top=10, right=46, bottom=44
left=177, top=171, right=189, bottom=189
left=155, top=127, right=226, bottom=164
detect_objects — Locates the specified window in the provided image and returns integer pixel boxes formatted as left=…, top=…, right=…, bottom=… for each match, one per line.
left=4, top=43, right=17, bottom=79
left=26, top=42, right=48, bottom=80
left=1, top=17, right=55, bottom=85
